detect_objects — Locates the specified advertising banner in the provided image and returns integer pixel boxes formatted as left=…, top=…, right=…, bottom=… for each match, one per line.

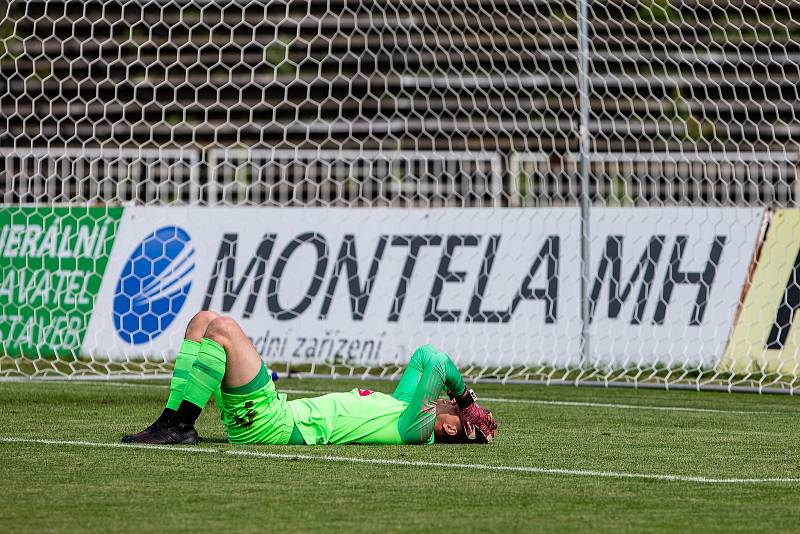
left=722, top=209, right=800, bottom=374
left=0, top=206, right=122, bottom=357
left=589, top=208, right=763, bottom=368
left=76, top=207, right=762, bottom=368
left=0, top=206, right=764, bottom=368
left=84, top=207, right=582, bottom=367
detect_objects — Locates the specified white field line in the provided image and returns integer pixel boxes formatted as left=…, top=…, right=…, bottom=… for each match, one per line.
left=477, top=396, right=770, bottom=415
left=0, top=436, right=797, bottom=485
left=21, top=380, right=775, bottom=415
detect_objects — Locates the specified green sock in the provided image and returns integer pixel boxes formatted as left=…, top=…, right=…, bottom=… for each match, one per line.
left=182, top=338, right=227, bottom=410
left=165, top=339, right=201, bottom=411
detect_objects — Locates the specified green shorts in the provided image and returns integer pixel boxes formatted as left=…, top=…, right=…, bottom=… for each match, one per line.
left=218, top=365, right=295, bottom=445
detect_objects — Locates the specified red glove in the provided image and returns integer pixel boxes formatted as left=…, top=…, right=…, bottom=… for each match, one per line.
left=451, top=388, right=497, bottom=443
left=460, top=403, right=497, bottom=443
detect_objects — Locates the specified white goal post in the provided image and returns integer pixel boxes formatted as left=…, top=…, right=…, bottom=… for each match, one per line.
left=2, top=0, right=800, bottom=393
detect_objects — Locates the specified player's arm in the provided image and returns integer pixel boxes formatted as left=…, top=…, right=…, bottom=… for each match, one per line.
left=393, top=345, right=468, bottom=444
left=392, top=344, right=466, bottom=403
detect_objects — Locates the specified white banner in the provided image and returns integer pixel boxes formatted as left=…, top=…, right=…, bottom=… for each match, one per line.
left=588, top=208, right=763, bottom=368
left=84, top=207, right=762, bottom=369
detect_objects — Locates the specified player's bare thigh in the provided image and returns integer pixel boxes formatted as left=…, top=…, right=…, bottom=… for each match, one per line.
left=201, top=315, right=262, bottom=388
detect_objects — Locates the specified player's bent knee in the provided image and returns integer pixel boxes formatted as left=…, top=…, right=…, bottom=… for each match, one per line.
left=190, top=310, right=219, bottom=326
left=184, top=310, right=221, bottom=341
left=204, top=316, right=241, bottom=345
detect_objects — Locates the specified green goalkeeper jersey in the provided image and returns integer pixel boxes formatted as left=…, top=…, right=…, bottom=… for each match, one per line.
left=288, top=344, right=467, bottom=445
left=288, top=389, right=407, bottom=445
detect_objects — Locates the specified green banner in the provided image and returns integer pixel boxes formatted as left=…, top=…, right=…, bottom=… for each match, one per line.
left=0, top=206, right=123, bottom=358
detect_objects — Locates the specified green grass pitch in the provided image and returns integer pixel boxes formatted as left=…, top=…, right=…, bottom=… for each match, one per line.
left=2, top=379, right=800, bottom=532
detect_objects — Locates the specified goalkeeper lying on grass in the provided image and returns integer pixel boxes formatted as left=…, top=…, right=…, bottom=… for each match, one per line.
left=123, top=311, right=497, bottom=446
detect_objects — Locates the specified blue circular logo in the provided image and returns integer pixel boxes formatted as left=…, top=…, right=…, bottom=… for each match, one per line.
left=113, top=226, right=195, bottom=345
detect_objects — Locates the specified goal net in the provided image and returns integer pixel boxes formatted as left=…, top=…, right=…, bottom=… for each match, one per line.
left=1, top=0, right=799, bottom=392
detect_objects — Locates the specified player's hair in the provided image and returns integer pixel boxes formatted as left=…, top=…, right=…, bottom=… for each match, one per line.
left=437, top=421, right=468, bottom=444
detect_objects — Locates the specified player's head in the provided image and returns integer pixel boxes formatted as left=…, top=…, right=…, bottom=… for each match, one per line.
left=433, top=399, right=464, bottom=442
left=433, top=400, right=492, bottom=444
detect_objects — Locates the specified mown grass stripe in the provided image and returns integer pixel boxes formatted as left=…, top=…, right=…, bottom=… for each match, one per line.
left=1, top=436, right=798, bottom=485
left=28, top=380, right=774, bottom=415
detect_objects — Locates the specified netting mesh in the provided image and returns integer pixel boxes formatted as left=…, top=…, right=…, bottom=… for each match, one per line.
left=2, top=0, right=800, bottom=392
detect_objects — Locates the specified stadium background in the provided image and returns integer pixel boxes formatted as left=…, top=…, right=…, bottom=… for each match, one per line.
left=3, top=2, right=800, bottom=532
left=2, top=0, right=800, bottom=391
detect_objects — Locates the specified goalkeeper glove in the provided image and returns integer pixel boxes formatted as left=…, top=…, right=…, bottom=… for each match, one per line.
left=450, top=388, right=497, bottom=443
